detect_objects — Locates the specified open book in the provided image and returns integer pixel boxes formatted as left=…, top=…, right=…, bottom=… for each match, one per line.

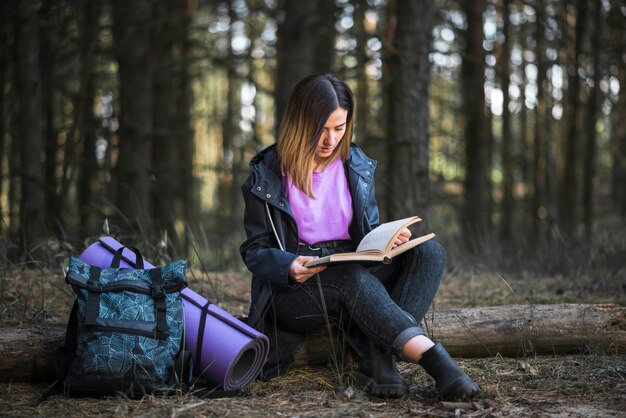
left=304, top=216, right=435, bottom=267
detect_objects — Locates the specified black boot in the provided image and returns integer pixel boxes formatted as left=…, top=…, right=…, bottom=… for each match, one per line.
left=356, top=342, right=409, bottom=398
left=418, top=343, right=480, bottom=401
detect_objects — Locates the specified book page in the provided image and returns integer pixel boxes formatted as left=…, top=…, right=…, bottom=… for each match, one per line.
left=388, top=232, right=436, bottom=257
left=356, top=216, right=420, bottom=253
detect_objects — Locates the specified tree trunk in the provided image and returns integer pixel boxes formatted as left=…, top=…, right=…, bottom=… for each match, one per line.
left=216, top=0, right=242, bottom=236
left=312, top=0, right=338, bottom=74
left=39, top=1, right=60, bottom=236
left=520, top=25, right=531, bottom=226
left=386, top=0, right=433, bottom=225
left=152, top=0, right=179, bottom=248
left=0, top=5, right=6, bottom=220
left=500, top=0, right=513, bottom=241
left=112, top=0, right=155, bottom=231
left=8, top=103, right=19, bottom=240
left=77, top=0, right=102, bottom=238
left=377, top=0, right=397, bottom=221
left=532, top=0, right=548, bottom=239
left=582, top=0, right=602, bottom=235
left=462, top=0, right=489, bottom=246
left=177, top=0, right=195, bottom=256
left=274, top=0, right=316, bottom=126
left=611, top=4, right=626, bottom=218
left=274, top=0, right=337, bottom=127
left=353, top=0, right=370, bottom=151
left=3, top=304, right=623, bottom=382
left=16, top=0, right=46, bottom=255
left=560, top=0, right=587, bottom=233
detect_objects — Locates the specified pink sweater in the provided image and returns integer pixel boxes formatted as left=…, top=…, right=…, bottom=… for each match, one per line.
left=283, top=158, right=353, bottom=245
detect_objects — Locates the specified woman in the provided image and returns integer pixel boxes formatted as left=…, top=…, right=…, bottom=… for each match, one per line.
left=240, top=73, right=479, bottom=400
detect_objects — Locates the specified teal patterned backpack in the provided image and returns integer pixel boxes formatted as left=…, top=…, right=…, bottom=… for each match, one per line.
left=50, top=247, right=193, bottom=398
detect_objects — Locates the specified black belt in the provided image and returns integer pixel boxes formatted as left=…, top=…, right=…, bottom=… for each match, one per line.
left=298, top=240, right=353, bottom=252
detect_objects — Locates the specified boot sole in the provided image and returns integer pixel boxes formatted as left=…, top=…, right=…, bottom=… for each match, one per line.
left=355, top=373, right=409, bottom=399
left=440, top=375, right=481, bottom=401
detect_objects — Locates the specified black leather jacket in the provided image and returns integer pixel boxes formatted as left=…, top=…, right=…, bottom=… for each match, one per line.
left=240, top=142, right=380, bottom=327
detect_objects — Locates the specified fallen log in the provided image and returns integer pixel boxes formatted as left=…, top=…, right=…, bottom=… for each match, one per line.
left=0, top=326, right=65, bottom=382
left=422, top=303, right=625, bottom=358
left=293, top=303, right=625, bottom=367
left=1, top=304, right=624, bottom=382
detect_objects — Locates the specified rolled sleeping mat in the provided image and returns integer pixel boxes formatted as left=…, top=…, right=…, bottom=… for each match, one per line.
left=79, top=236, right=270, bottom=391
left=180, top=288, right=269, bottom=390
left=79, top=236, right=152, bottom=269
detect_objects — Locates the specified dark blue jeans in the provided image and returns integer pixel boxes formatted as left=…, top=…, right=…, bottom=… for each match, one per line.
left=273, top=240, right=446, bottom=358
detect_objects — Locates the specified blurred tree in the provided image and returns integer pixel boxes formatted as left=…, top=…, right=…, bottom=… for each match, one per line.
left=221, top=0, right=243, bottom=233
left=0, top=2, right=7, bottom=223
left=560, top=0, right=586, bottom=232
left=484, top=3, right=495, bottom=237
left=274, top=0, right=337, bottom=125
left=39, top=0, right=60, bottom=234
left=462, top=0, right=490, bottom=246
left=353, top=0, right=370, bottom=148
left=112, top=0, right=155, bottom=234
left=611, top=3, right=626, bottom=218
left=582, top=0, right=603, bottom=234
left=0, top=0, right=625, bottom=267
left=519, top=10, right=531, bottom=212
left=532, top=0, right=548, bottom=238
left=499, top=0, right=513, bottom=241
left=16, top=0, right=46, bottom=255
left=275, top=0, right=316, bottom=125
left=176, top=0, right=196, bottom=255
left=152, top=0, right=180, bottom=248
left=312, top=0, right=338, bottom=74
left=385, top=0, right=433, bottom=224
left=76, top=0, right=102, bottom=238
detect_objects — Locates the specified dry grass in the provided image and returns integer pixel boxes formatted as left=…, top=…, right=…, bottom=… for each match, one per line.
left=1, top=264, right=625, bottom=417
left=1, top=355, right=624, bottom=417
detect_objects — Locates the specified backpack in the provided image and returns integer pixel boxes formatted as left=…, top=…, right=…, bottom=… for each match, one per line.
left=78, top=237, right=255, bottom=398
left=44, top=246, right=193, bottom=399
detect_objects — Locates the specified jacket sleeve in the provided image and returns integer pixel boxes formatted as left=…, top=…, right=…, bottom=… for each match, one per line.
left=366, top=178, right=380, bottom=231
left=239, top=181, right=298, bottom=289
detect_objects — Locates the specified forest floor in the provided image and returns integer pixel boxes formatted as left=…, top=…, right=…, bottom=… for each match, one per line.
left=1, top=265, right=625, bottom=417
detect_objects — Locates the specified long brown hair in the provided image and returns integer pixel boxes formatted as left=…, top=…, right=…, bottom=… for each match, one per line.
left=277, top=73, right=354, bottom=197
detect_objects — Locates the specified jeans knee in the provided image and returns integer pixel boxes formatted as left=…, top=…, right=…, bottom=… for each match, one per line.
left=420, top=239, right=446, bottom=260
left=351, top=267, right=380, bottom=290
left=334, top=264, right=384, bottom=295
left=419, top=240, right=446, bottom=271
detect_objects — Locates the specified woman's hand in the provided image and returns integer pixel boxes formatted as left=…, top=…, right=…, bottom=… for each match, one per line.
left=289, top=256, right=327, bottom=284
left=392, top=228, right=412, bottom=248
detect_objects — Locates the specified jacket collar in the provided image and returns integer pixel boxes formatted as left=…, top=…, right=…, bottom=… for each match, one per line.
left=346, top=143, right=377, bottom=179
left=248, top=142, right=377, bottom=202
left=249, top=145, right=284, bottom=205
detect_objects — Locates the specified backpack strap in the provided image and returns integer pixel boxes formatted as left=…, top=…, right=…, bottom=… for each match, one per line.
left=111, top=246, right=144, bottom=268
left=195, top=301, right=211, bottom=368
left=149, top=268, right=169, bottom=336
left=189, top=301, right=245, bottom=399
left=84, top=266, right=102, bottom=326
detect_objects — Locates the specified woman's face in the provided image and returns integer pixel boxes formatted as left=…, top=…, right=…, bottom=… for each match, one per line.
left=314, top=107, right=348, bottom=166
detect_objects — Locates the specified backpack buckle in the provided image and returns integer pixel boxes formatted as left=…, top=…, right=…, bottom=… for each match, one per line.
left=152, top=284, right=166, bottom=298
left=87, top=281, right=102, bottom=292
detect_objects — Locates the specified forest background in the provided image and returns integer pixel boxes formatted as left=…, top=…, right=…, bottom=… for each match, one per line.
left=1, top=1, right=625, bottom=416
left=1, top=0, right=625, bottom=284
